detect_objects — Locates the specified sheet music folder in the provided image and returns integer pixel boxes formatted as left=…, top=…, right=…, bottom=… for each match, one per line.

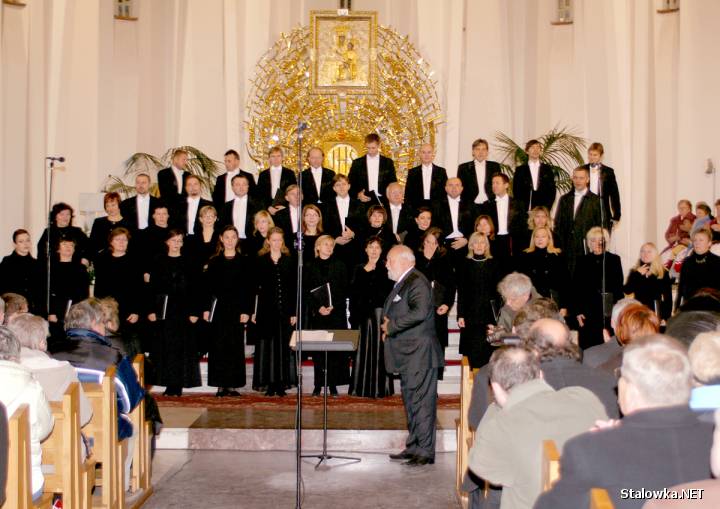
left=290, top=329, right=360, bottom=352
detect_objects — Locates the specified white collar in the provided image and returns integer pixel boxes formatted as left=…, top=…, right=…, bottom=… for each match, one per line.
left=336, top=194, right=350, bottom=201
left=234, top=194, right=248, bottom=202
left=474, top=159, right=486, bottom=165
left=367, top=154, right=379, bottom=161
left=448, top=195, right=461, bottom=203
left=395, top=266, right=414, bottom=285
left=390, top=203, right=402, bottom=210
left=227, top=168, right=240, bottom=175
left=172, top=165, right=183, bottom=173
left=311, top=166, right=322, bottom=172
left=137, top=193, right=149, bottom=200
left=270, top=166, right=282, bottom=172
left=574, top=188, right=588, bottom=197
left=496, top=194, right=509, bottom=202
left=187, top=195, right=200, bottom=202
left=422, top=163, right=433, bottom=170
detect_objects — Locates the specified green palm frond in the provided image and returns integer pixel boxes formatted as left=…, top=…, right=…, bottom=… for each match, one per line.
left=102, top=175, right=135, bottom=197
left=159, top=146, right=223, bottom=197
left=494, top=131, right=526, bottom=167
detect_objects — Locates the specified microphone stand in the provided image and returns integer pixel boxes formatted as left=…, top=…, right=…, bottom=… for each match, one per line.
left=294, top=120, right=307, bottom=509
left=45, top=158, right=58, bottom=315
left=596, top=165, right=612, bottom=321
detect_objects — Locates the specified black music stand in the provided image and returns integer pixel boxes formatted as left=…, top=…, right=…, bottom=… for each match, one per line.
left=292, top=329, right=361, bottom=469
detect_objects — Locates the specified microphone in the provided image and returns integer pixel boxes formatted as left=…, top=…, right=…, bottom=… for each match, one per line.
left=46, top=156, right=65, bottom=162
left=705, top=158, right=715, bottom=175
left=297, top=121, right=309, bottom=131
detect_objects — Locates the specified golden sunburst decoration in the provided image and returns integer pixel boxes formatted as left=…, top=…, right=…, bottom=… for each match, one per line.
left=245, top=22, right=443, bottom=182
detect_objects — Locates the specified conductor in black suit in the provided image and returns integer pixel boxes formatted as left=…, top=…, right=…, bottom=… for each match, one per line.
left=301, top=147, right=336, bottom=205
left=405, top=143, right=447, bottom=213
left=555, top=166, right=602, bottom=275
left=382, top=245, right=444, bottom=466
left=512, top=139, right=557, bottom=212
left=348, top=133, right=397, bottom=204
left=120, top=173, right=160, bottom=231
left=580, top=142, right=621, bottom=230
left=212, top=149, right=257, bottom=210
left=457, top=138, right=501, bottom=208
left=256, top=146, right=296, bottom=213
left=157, top=148, right=191, bottom=205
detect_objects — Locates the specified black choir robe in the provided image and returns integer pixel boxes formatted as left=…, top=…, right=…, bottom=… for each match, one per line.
left=211, top=170, right=257, bottom=210
left=405, top=164, right=448, bottom=212
left=348, top=154, right=396, bottom=201
left=256, top=167, right=296, bottom=209
left=300, top=167, right=336, bottom=205
left=512, top=162, right=556, bottom=211
left=0, top=252, right=44, bottom=313
left=457, top=160, right=501, bottom=205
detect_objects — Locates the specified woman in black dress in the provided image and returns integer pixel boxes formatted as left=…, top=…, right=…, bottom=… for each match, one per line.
left=473, top=214, right=497, bottom=255
left=252, top=227, right=297, bottom=396
left=246, top=210, right=275, bottom=257
left=457, top=232, right=499, bottom=369
left=46, top=237, right=89, bottom=341
left=0, top=229, right=43, bottom=314
left=93, top=227, right=144, bottom=358
left=403, top=206, right=432, bottom=253
left=147, top=229, right=201, bottom=396
left=573, top=227, right=624, bottom=349
left=305, top=235, right=349, bottom=396
left=676, top=228, right=720, bottom=309
left=359, top=205, right=397, bottom=258
left=203, top=226, right=254, bottom=397
left=348, top=236, right=394, bottom=398
left=89, top=192, right=129, bottom=261
left=37, top=202, right=90, bottom=267
left=184, top=205, right=219, bottom=272
left=516, top=226, right=569, bottom=314
left=301, top=204, right=323, bottom=266
left=136, top=205, right=171, bottom=278
left=623, top=242, right=673, bottom=321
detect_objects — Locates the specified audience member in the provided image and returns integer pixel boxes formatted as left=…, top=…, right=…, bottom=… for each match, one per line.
left=597, top=303, right=660, bottom=373
left=687, top=332, right=720, bottom=419
left=1, top=292, right=29, bottom=323
left=676, top=229, right=720, bottom=310
left=582, top=298, right=639, bottom=368
left=665, top=310, right=720, bottom=346
left=623, top=242, right=673, bottom=320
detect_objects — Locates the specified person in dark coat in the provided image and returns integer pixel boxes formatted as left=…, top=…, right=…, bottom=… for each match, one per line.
left=321, top=174, right=364, bottom=273
left=300, top=204, right=324, bottom=267
left=273, top=185, right=302, bottom=252
left=554, top=166, right=602, bottom=275
left=457, top=232, right=500, bottom=368
left=89, top=192, right=131, bottom=261
left=511, top=139, right=556, bottom=212
left=37, top=203, right=90, bottom=267
left=348, top=236, right=394, bottom=398
left=218, top=174, right=260, bottom=251
left=383, top=245, right=444, bottom=465
left=256, top=146, right=297, bottom=212
left=573, top=227, right=624, bottom=349
left=405, top=143, right=448, bottom=214
left=403, top=206, right=433, bottom=253
left=348, top=133, right=396, bottom=204
left=211, top=149, right=257, bottom=210
left=172, top=175, right=213, bottom=236
left=432, top=178, right=476, bottom=269
left=457, top=138, right=501, bottom=207
left=358, top=205, right=398, bottom=260
left=301, top=147, right=336, bottom=205
left=581, top=142, right=621, bottom=230
left=45, top=237, right=89, bottom=342
left=244, top=210, right=275, bottom=258
left=147, top=229, right=202, bottom=396
left=135, top=204, right=171, bottom=276
left=203, top=226, right=254, bottom=397
left=481, top=173, right=526, bottom=274
left=516, top=226, right=569, bottom=313
left=677, top=229, right=720, bottom=310
left=381, top=182, right=414, bottom=243
left=182, top=204, right=219, bottom=272
left=535, top=335, right=714, bottom=509
left=305, top=235, right=349, bottom=396
left=0, top=229, right=44, bottom=314
left=157, top=148, right=190, bottom=206
left=623, top=242, right=673, bottom=320
left=252, top=227, right=297, bottom=396
left=120, top=173, right=161, bottom=233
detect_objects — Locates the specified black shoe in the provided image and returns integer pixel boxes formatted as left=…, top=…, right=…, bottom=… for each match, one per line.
left=404, top=456, right=435, bottom=466
left=276, top=389, right=287, bottom=397
left=329, top=386, right=338, bottom=397
left=227, top=390, right=241, bottom=397
left=389, top=451, right=414, bottom=461
left=265, top=389, right=275, bottom=396
left=216, top=389, right=228, bottom=397
left=312, top=387, right=322, bottom=396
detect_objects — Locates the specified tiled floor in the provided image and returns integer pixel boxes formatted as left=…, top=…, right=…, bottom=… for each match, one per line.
left=146, top=450, right=460, bottom=508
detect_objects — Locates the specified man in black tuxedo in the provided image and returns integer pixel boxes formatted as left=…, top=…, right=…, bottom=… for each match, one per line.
left=157, top=149, right=190, bottom=205
left=457, top=138, right=501, bottom=208
left=300, top=147, right=335, bottom=205
left=256, top=146, right=296, bottom=213
left=212, top=149, right=257, bottom=210
left=120, top=173, right=160, bottom=231
left=512, top=139, right=557, bottom=212
left=173, top=174, right=212, bottom=235
left=432, top=177, right=475, bottom=268
left=219, top=174, right=259, bottom=246
left=274, top=184, right=302, bottom=251
left=536, top=335, right=714, bottom=509
left=405, top=143, right=447, bottom=213
left=482, top=173, right=526, bottom=266
left=580, top=142, right=621, bottom=230
left=555, top=166, right=602, bottom=275
left=382, top=182, right=414, bottom=243
left=382, top=245, right=444, bottom=466
left=348, top=133, right=396, bottom=204
left=323, top=174, right=363, bottom=271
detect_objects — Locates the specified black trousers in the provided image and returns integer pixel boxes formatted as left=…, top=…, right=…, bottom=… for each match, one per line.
left=399, top=368, right=438, bottom=459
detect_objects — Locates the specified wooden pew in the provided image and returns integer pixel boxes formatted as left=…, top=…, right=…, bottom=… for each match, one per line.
left=541, top=439, right=561, bottom=491
left=455, top=356, right=474, bottom=509
left=128, top=354, right=153, bottom=503
left=590, top=488, right=615, bottom=509
left=41, top=382, right=96, bottom=509
left=2, top=404, right=53, bottom=509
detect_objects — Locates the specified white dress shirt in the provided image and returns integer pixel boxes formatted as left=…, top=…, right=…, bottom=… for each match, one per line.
left=573, top=188, right=588, bottom=217
left=310, top=167, right=323, bottom=200
left=447, top=196, right=463, bottom=239
left=172, top=166, right=184, bottom=194
left=529, top=160, right=541, bottom=191
left=233, top=195, right=248, bottom=238
left=290, top=205, right=300, bottom=233
left=393, top=266, right=414, bottom=288
left=496, top=194, right=509, bottom=235
left=270, top=166, right=282, bottom=200
left=136, top=194, right=150, bottom=230
left=474, top=160, right=489, bottom=204
left=390, top=204, right=402, bottom=234
left=421, top=164, right=433, bottom=200
left=224, top=170, right=240, bottom=203
left=187, top=196, right=200, bottom=234
left=589, top=165, right=601, bottom=195
left=336, top=195, right=350, bottom=230
left=366, top=155, right=380, bottom=195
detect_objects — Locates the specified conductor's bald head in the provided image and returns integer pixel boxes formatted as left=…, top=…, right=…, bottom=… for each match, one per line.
left=386, top=245, right=415, bottom=281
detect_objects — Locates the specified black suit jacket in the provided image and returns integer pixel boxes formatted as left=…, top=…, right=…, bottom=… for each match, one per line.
left=481, top=196, right=526, bottom=249
left=348, top=154, right=397, bottom=201
left=457, top=160, right=501, bottom=204
left=157, top=167, right=190, bottom=203
left=382, top=268, right=444, bottom=374
left=580, top=163, right=621, bottom=225
left=120, top=195, right=161, bottom=231
left=432, top=197, right=475, bottom=239
left=512, top=162, right=556, bottom=211
left=219, top=196, right=261, bottom=238
left=380, top=199, right=414, bottom=237
left=211, top=170, right=257, bottom=210
left=322, top=197, right=364, bottom=237
left=256, top=167, right=296, bottom=209
left=173, top=197, right=213, bottom=234
left=300, top=167, right=336, bottom=205
left=405, top=164, right=448, bottom=211
left=535, top=405, right=714, bottom=509
left=555, top=190, right=602, bottom=262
